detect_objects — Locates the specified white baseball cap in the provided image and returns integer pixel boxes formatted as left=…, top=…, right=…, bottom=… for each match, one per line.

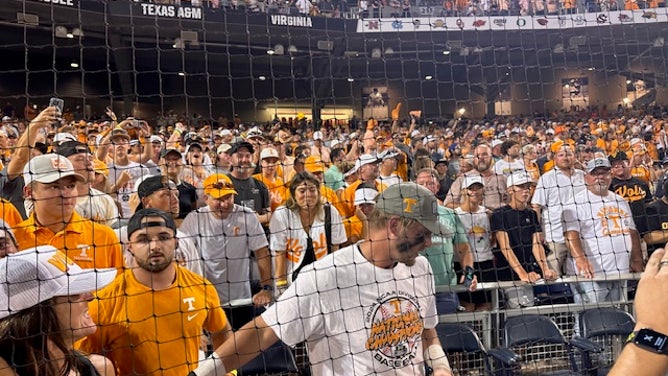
left=313, top=131, right=324, bottom=141
left=344, top=154, right=380, bottom=177
left=507, top=170, right=534, bottom=186
left=462, top=174, right=484, bottom=188
left=0, top=245, right=117, bottom=319
left=23, top=154, right=86, bottom=186
left=260, top=147, right=280, bottom=160
left=354, top=188, right=378, bottom=206
left=53, top=133, right=78, bottom=144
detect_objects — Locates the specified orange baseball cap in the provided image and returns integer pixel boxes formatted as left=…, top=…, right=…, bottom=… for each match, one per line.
left=203, top=173, right=237, bottom=198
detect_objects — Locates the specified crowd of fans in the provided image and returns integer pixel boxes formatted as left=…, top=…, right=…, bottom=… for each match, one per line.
left=1, top=100, right=668, bottom=374
left=157, top=0, right=665, bottom=20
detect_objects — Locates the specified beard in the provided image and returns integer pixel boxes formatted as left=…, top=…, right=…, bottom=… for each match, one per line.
left=136, top=253, right=173, bottom=273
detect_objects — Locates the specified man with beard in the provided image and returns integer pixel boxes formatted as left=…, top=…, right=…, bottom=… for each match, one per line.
left=563, top=158, right=644, bottom=307
left=180, top=173, right=273, bottom=330
left=227, top=141, right=271, bottom=229
left=445, top=143, right=507, bottom=211
left=189, top=183, right=455, bottom=376
left=532, top=141, right=586, bottom=276
left=493, top=139, right=525, bottom=177
left=77, top=208, right=231, bottom=376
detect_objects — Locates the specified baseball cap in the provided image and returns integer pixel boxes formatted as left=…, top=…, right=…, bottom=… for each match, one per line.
left=23, top=154, right=86, bottom=186
left=137, top=175, right=175, bottom=199
left=149, top=135, right=163, bottom=143
left=507, top=170, right=534, bottom=187
left=53, top=133, right=78, bottom=144
left=304, top=156, right=325, bottom=174
left=586, top=158, right=612, bottom=174
left=550, top=140, right=573, bottom=154
left=0, top=245, right=117, bottom=319
left=184, top=143, right=203, bottom=155
left=160, top=148, right=182, bottom=159
left=344, top=154, right=380, bottom=177
left=220, top=129, right=232, bottom=137
left=313, top=131, right=324, bottom=141
left=378, top=149, right=399, bottom=161
left=246, top=127, right=264, bottom=139
left=55, top=141, right=89, bottom=158
left=126, top=208, right=177, bottom=238
left=374, top=182, right=450, bottom=236
left=110, top=128, right=131, bottom=142
left=203, top=173, right=237, bottom=199
left=354, top=187, right=378, bottom=206
left=608, top=151, right=628, bottom=163
left=462, top=174, right=484, bottom=188
left=260, top=148, right=280, bottom=161
left=217, top=143, right=232, bottom=155
left=228, top=141, right=255, bottom=155
left=491, top=139, right=503, bottom=148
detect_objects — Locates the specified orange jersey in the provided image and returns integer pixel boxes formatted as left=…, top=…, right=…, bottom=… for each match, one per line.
left=254, top=173, right=289, bottom=211
left=13, top=212, right=123, bottom=272
left=1, top=198, right=23, bottom=227
left=343, top=215, right=364, bottom=242
left=77, top=266, right=228, bottom=376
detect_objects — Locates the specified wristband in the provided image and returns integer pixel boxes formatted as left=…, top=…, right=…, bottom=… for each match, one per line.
left=424, top=344, right=451, bottom=372
left=276, top=280, right=288, bottom=287
left=190, top=352, right=226, bottom=376
left=626, top=328, right=668, bottom=355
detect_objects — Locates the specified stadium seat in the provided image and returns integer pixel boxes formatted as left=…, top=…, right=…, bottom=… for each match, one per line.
left=492, top=314, right=601, bottom=376
left=577, top=308, right=636, bottom=375
left=236, top=341, right=300, bottom=376
left=435, top=323, right=495, bottom=375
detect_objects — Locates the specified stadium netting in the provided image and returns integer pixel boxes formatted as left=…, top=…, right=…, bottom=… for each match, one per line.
left=1, top=0, right=667, bottom=374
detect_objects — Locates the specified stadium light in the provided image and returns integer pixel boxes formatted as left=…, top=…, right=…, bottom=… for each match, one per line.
left=70, top=61, right=79, bottom=68
left=258, top=76, right=266, bottom=81
left=347, top=78, right=354, bottom=82
left=425, top=75, right=433, bottom=80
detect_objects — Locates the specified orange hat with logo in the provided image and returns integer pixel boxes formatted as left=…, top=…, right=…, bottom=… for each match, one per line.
left=203, top=173, right=237, bottom=198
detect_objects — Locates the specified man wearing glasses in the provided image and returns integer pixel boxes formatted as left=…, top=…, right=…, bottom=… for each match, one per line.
left=78, top=208, right=231, bottom=376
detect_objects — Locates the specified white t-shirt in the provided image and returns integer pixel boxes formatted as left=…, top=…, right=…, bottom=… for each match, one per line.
left=107, top=161, right=151, bottom=219
left=75, top=188, right=120, bottom=228
left=454, top=206, right=494, bottom=262
left=269, top=205, right=347, bottom=284
left=531, top=168, right=586, bottom=243
left=262, top=245, right=437, bottom=376
left=180, top=205, right=269, bottom=303
left=562, top=190, right=635, bottom=276
left=492, top=159, right=525, bottom=177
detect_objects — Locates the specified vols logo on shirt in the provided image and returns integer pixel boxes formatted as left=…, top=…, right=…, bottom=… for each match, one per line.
left=613, top=184, right=646, bottom=203
left=365, top=294, right=424, bottom=368
left=597, top=206, right=631, bottom=237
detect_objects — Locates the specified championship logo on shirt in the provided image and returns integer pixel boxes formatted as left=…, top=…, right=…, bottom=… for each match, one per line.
left=365, top=293, right=424, bottom=368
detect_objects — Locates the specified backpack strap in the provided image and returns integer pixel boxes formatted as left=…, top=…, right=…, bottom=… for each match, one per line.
left=325, top=203, right=332, bottom=254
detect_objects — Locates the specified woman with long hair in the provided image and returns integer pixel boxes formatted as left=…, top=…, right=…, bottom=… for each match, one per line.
left=0, top=246, right=116, bottom=376
left=269, top=172, right=347, bottom=294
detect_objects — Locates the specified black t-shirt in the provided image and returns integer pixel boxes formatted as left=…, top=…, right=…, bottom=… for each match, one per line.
left=645, top=199, right=668, bottom=255
left=490, top=205, right=542, bottom=280
left=228, top=175, right=270, bottom=215
left=610, top=177, right=652, bottom=234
